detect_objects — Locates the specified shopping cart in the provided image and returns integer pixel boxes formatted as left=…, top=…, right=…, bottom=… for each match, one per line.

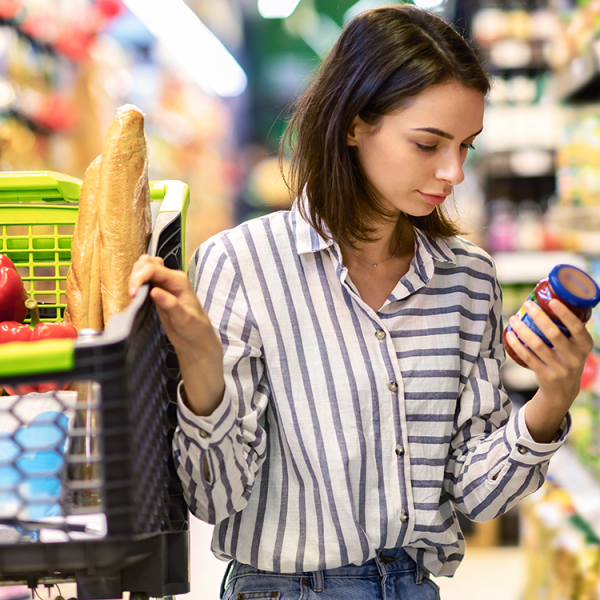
left=0, top=172, right=190, bottom=600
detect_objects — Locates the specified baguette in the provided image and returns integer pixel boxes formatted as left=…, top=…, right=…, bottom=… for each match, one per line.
left=97, top=104, right=151, bottom=327
left=65, top=155, right=103, bottom=330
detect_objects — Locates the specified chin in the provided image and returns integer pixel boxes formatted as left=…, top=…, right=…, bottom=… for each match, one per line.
left=404, top=204, right=437, bottom=219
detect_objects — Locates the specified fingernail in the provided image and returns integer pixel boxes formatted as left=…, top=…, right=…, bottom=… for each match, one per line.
left=129, top=286, right=136, bottom=296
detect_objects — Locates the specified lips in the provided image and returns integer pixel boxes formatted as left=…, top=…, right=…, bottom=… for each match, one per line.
left=418, top=191, right=449, bottom=206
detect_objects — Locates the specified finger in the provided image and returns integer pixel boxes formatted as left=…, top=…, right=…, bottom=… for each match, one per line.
left=521, top=300, right=573, bottom=356
left=129, top=256, right=165, bottom=295
left=129, top=263, right=159, bottom=297
left=130, top=261, right=188, bottom=298
left=505, top=328, right=548, bottom=372
left=527, top=299, right=593, bottom=363
left=150, top=286, right=179, bottom=311
left=548, top=299, right=592, bottom=344
left=509, top=312, right=557, bottom=367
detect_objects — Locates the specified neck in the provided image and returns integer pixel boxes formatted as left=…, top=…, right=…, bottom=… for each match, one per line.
left=347, top=218, right=410, bottom=262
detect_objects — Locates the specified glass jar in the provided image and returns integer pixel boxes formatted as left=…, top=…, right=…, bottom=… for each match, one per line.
left=503, top=264, right=600, bottom=368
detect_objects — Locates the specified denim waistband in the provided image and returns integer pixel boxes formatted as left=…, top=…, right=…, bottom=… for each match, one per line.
left=222, top=548, right=428, bottom=597
left=228, top=547, right=419, bottom=580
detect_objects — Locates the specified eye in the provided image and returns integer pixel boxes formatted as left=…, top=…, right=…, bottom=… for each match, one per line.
left=461, top=143, right=476, bottom=151
left=416, top=143, right=436, bottom=152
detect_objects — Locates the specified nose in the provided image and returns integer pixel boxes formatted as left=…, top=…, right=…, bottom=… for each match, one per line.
left=435, top=151, right=465, bottom=186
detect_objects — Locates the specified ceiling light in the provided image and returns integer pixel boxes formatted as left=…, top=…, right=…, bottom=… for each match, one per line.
left=123, top=0, right=247, bottom=97
left=258, top=0, right=302, bottom=19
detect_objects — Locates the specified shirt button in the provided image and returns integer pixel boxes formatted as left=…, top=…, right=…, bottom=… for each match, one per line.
left=399, top=512, right=409, bottom=523
left=199, top=429, right=209, bottom=439
left=517, top=445, right=529, bottom=455
left=375, top=329, right=386, bottom=340
left=395, top=445, right=405, bottom=456
left=388, top=382, right=398, bottom=392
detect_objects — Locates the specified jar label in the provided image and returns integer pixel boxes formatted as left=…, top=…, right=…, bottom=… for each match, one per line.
left=513, top=290, right=571, bottom=349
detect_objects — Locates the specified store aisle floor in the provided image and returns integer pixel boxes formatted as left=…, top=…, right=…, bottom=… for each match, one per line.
left=183, top=516, right=229, bottom=600
left=435, top=546, right=526, bottom=600
left=182, top=517, right=526, bottom=600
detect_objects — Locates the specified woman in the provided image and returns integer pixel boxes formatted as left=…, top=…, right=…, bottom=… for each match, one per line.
left=129, top=5, right=592, bottom=598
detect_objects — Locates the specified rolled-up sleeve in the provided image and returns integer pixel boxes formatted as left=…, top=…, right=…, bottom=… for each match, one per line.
left=172, top=239, right=269, bottom=524
left=444, top=272, right=571, bottom=522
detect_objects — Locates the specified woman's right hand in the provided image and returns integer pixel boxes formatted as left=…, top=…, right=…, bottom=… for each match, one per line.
left=129, top=254, right=225, bottom=416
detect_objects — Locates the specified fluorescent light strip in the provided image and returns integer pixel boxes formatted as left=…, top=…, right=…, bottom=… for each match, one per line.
left=258, top=0, right=302, bottom=19
left=300, top=13, right=341, bottom=58
left=344, top=0, right=399, bottom=23
left=123, top=0, right=247, bottom=97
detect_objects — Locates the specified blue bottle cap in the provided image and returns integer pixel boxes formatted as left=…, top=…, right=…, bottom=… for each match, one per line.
left=549, top=264, right=600, bottom=309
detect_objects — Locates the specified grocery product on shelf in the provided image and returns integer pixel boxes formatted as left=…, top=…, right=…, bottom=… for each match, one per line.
left=521, top=479, right=600, bottom=600
left=503, top=264, right=600, bottom=367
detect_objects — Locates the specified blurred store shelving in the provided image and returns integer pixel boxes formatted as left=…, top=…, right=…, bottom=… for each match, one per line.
left=4, top=0, right=600, bottom=598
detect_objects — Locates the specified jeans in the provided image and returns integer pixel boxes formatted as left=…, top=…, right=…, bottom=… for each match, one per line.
left=220, top=547, right=441, bottom=600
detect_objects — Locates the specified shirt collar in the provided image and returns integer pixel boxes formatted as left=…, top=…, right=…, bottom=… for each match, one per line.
left=291, top=198, right=457, bottom=268
left=291, top=197, right=335, bottom=256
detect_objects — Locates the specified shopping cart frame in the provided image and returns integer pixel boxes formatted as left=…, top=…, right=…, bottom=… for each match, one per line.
left=0, top=173, right=190, bottom=600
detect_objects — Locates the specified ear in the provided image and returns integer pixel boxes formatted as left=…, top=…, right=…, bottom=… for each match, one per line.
left=347, top=115, right=365, bottom=147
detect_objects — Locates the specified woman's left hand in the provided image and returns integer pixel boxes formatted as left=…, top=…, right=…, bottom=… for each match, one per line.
left=505, top=298, right=594, bottom=442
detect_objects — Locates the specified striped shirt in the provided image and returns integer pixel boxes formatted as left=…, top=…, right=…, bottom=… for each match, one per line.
left=173, top=201, right=570, bottom=578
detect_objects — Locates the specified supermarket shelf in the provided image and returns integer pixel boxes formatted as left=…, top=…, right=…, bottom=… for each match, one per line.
left=548, top=205, right=600, bottom=233
left=550, top=39, right=600, bottom=102
left=502, top=360, right=539, bottom=391
left=548, top=445, right=600, bottom=539
left=484, top=151, right=555, bottom=179
left=494, top=251, right=586, bottom=284
left=479, top=39, right=551, bottom=72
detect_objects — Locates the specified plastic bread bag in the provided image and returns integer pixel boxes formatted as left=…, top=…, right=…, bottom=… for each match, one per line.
left=97, top=104, right=151, bottom=328
left=65, top=155, right=103, bottom=331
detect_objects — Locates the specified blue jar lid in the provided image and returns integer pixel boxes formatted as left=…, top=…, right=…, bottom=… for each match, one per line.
left=549, top=264, right=600, bottom=309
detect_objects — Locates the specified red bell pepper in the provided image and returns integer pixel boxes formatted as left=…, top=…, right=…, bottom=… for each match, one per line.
left=24, top=300, right=77, bottom=341
left=0, top=266, right=28, bottom=322
left=0, top=254, right=18, bottom=272
left=4, top=381, right=65, bottom=396
left=1, top=300, right=77, bottom=396
left=31, top=321, right=78, bottom=341
left=0, top=320, right=32, bottom=343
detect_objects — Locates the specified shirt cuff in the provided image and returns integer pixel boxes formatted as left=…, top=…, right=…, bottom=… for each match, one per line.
left=503, top=405, right=571, bottom=466
left=176, top=380, right=236, bottom=448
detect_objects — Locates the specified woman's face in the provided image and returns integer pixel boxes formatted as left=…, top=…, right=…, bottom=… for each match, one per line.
left=347, top=80, right=485, bottom=218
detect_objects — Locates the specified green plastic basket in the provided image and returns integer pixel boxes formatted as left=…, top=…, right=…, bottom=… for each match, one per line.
left=0, top=170, right=189, bottom=377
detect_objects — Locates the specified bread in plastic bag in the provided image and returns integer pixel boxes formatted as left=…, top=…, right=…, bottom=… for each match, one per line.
left=97, top=104, right=151, bottom=327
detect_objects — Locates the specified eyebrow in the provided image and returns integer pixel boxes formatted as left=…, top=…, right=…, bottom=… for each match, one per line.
left=411, top=127, right=483, bottom=140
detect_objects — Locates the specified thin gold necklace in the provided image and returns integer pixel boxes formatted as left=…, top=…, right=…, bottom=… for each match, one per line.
left=345, top=236, right=402, bottom=268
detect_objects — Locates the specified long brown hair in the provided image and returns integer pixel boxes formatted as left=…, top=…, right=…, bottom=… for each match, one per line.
left=280, top=4, right=490, bottom=245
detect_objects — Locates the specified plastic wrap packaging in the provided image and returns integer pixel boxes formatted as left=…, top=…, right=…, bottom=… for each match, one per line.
left=65, top=155, right=103, bottom=330
left=0, top=391, right=77, bottom=533
left=98, top=104, right=151, bottom=327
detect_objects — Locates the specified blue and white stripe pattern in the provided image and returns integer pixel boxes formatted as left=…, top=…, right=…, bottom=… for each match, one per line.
left=173, top=201, right=569, bottom=577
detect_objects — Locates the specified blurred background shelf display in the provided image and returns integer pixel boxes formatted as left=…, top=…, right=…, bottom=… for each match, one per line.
left=2, top=0, right=600, bottom=599
left=461, top=0, right=600, bottom=596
